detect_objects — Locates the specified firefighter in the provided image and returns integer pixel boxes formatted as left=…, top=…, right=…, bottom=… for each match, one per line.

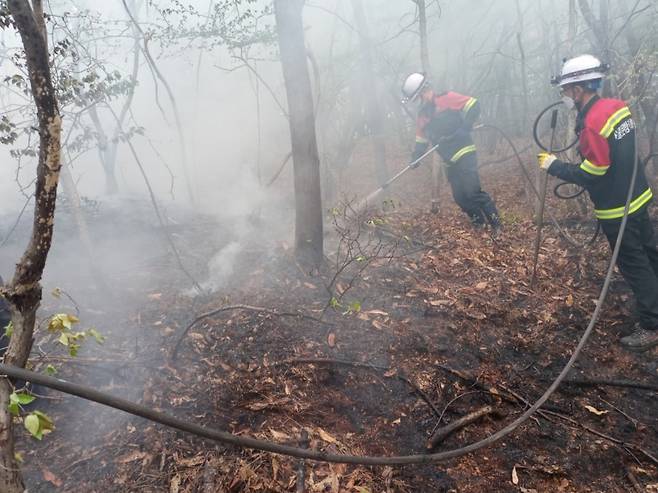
left=401, top=73, right=501, bottom=231
left=538, top=54, right=658, bottom=351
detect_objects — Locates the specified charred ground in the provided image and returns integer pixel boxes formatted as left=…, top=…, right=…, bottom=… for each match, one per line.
left=9, top=154, right=658, bottom=492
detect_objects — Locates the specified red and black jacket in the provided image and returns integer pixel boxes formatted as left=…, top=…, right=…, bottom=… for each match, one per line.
left=413, top=91, right=479, bottom=166
left=548, top=95, right=652, bottom=220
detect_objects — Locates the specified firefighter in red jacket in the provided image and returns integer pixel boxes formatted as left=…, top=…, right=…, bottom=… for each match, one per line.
left=401, top=73, right=501, bottom=231
left=539, top=54, right=658, bottom=351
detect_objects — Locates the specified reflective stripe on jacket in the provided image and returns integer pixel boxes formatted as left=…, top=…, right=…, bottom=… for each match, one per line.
left=415, top=91, right=480, bottom=165
left=548, top=96, right=652, bottom=220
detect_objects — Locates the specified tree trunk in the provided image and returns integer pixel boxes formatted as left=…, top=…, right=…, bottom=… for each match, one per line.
left=350, top=0, right=389, bottom=187
left=0, top=1, right=62, bottom=490
left=414, top=0, right=441, bottom=213
left=274, top=0, right=324, bottom=266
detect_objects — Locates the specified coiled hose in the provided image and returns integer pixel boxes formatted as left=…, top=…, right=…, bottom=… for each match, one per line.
left=478, top=100, right=600, bottom=247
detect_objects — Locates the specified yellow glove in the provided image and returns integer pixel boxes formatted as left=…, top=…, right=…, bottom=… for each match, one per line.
left=537, top=152, right=557, bottom=171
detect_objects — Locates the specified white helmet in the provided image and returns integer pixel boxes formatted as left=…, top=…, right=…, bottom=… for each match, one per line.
left=401, top=72, right=428, bottom=103
left=552, top=54, right=608, bottom=87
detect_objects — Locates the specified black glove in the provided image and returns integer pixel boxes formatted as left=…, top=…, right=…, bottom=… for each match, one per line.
left=410, top=142, right=428, bottom=168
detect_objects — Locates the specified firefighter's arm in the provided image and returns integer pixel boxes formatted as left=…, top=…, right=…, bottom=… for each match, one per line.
left=542, top=128, right=611, bottom=187
left=461, top=97, right=480, bottom=130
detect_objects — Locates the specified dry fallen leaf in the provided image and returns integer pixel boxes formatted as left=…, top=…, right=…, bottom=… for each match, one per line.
left=327, top=332, right=336, bottom=347
left=270, top=428, right=292, bottom=441
left=429, top=299, right=452, bottom=306
left=475, top=281, right=488, bottom=290
left=317, top=427, right=339, bottom=445
left=511, top=465, right=519, bottom=485
left=148, top=292, right=162, bottom=300
left=42, top=468, right=63, bottom=487
left=170, top=474, right=181, bottom=493
left=583, top=404, right=608, bottom=416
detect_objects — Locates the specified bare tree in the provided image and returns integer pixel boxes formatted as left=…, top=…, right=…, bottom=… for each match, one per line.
left=274, top=0, right=324, bottom=266
left=0, top=1, right=62, bottom=490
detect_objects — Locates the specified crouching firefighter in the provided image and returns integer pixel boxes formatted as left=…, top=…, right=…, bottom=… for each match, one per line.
left=401, top=72, right=501, bottom=231
left=538, top=54, right=658, bottom=351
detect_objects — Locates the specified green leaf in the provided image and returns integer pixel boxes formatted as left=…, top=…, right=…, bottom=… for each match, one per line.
left=14, top=452, right=23, bottom=464
left=86, top=328, right=105, bottom=344
left=8, top=393, right=20, bottom=416
left=48, top=313, right=80, bottom=333
left=33, top=410, right=54, bottom=432
left=24, top=414, right=42, bottom=440
left=45, top=365, right=57, bottom=376
left=57, top=332, right=69, bottom=346
left=4, top=320, right=13, bottom=338
left=68, top=343, right=80, bottom=357
left=16, top=393, right=35, bottom=405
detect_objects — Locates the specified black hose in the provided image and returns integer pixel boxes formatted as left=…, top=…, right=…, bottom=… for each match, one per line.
left=532, top=101, right=578, bottom=153
left=553, top=181, right=586, bottom=199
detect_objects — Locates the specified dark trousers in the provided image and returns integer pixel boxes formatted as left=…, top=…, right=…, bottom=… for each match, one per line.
left=600, top=207, right=658, bottom=329
left=445, top=153, right=500, bottom=227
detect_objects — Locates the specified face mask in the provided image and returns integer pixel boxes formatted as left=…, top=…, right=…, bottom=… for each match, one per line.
left=562, top=95, right=576, bottom=110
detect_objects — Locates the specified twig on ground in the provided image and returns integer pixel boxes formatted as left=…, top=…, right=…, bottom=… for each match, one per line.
left=558, top=377, right=658, bottom=393
left=600, top=397, right=639, bottom=429
left=296, top=430, right=309, bottom=493
left=427, top=405, right=500, bottom=449
left=429, top=390, right=483, bottom=437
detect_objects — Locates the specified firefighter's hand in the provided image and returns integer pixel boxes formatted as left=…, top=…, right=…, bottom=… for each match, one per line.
left=537, top=152, right=557, bottom=171
left=410, top=143, right=428, bottom=168
left=409, top=157, right=422, bottom=169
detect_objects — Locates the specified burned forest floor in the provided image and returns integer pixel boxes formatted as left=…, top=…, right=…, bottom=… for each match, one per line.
left=9, top=153, right=658, bottom=492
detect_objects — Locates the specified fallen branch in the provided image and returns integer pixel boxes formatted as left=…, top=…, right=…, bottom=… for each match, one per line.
left=559, top=377, right=658, bottom=393
left=171, top=306, right=329, bottom=361
left=426, top=405, right=497, bottom=450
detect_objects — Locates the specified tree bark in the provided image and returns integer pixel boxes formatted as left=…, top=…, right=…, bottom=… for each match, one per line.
left=0, top=1, right=62, bottom=490
left=274, top=0, right=324, bottom=266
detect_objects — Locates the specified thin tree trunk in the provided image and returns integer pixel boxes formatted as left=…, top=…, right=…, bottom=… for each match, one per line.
left=274, top=0, right=324, bottom=266
left=0, top=1, right=62, bottom=490
left=414, top=0, right=441, bottom=213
